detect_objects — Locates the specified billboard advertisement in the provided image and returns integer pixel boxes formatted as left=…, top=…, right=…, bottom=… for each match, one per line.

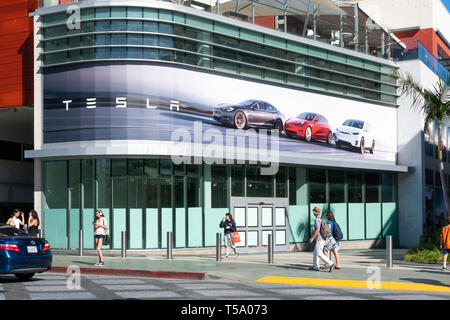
left=43, top=62, right=398, bottom=164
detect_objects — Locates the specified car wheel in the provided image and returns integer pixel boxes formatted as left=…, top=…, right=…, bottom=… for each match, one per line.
left=327, top=131, right=333, bottom=144
left=305, top=126, right=312, bottom=142
left=14, top=273, right=35, bottom=281
left=275, top=119, right=283, bottom=134
left=370, top=140, right=375, bottom=154
left=359, top=137, right=365, bottom=154
left=234, top=111, right=247, bottom=129
left=336, top=140, right=342, bottom=148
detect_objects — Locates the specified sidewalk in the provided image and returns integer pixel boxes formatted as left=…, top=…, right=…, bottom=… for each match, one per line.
left=49, top=249, right=450, bottom=292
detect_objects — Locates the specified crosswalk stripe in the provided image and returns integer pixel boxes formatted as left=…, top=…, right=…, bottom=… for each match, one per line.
left=256, top=276, right=450, bottom=293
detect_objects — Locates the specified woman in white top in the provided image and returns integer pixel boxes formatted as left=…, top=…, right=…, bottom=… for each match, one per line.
left=93, top=209, right=108, bottom=267
left=6, top=209, right=24, bottom=229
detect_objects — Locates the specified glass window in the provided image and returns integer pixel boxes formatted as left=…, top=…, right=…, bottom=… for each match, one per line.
left=43, top=161, right=67, bottom=209
left=82, top=35, right=94, bottom=47
left=143, top=8, right=158, bottom=19
left=144, top=35, right=158, bottom=46
left=211, top=165, right=227, bottom=208
left=95, top=7, right=110, bottom=18
left=159, top=49, right=174, bottom=61
left=144, top=48, right=158, bottom=59
left=111, top=7, right=127, bottom=18
left=231, top=166, right=244, bottom=197
left=289, top=167, right=296, bottom=205
left=159, top=36, right=173, bottom=48
left=365, top=173, right=380, bottom=202
left=112, top=160, right=127, bottom=208
left=144, top=159, right=158, bottom=208
left=96, top=34, right=110, bottom=45
left=81, top=22, right=94, bottom=33
left=348, top=172, right=362, bottom=203
left=96, top=48, right=110, bottom=59
left=160, top=175, right=172, bottom=208
left=127, top=20, right=142, bottom=32
left=381, top=173, right=394, bottom=202
left=81, top=8, right=94, bottom=20
left=246, top=165, right=273, bottom=197
left=96, top=159, right=111, bottom=210
left=276, top=167, right=287, bottom=198
left=68, top=36, right=81, bottom=48
left=111, top=20, right=127, bottom=31
left=68, top=50, right=80, bottom=61
left=128, top=34, right=142, bottom=45
left=82, top=160, right=94, bottom=209
left=309, top=168, right=325, bottom=203
left=143, top=21, right=158, bottom=33
left=43, top=26, right=67, bottom=39
left=187, top=174, right=200, bottom=207
left=159, top=23, right=173, bottom=34
left=174, top=175, right=184, bottom=208
left=128, top=48, right=142, bottom=59
left=127, top=7, right=142, bottom=18
left=95, top=20, right=110, bottom=32
left=111, top=47, right=126, bottom=59
left=111, top=34, right=127, bottom=45
left=44, top=52, right=67, bottom=65
left=82, top=48, right=94, bottom=60
left=329, top=170, right=345, bottom=203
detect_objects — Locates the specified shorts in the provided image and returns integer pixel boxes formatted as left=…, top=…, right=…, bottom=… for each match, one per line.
left=95, top=235, right=105, bottom=240
left=443, top=249, right=449, bottom=254
left=325, top=237, right=340, bottom=252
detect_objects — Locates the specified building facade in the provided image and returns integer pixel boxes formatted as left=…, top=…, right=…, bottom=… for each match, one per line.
left=24, top=0, right=413, bottom=252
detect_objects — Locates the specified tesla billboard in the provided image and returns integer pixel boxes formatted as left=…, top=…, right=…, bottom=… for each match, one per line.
left=43, top=62, right=398, bottom=163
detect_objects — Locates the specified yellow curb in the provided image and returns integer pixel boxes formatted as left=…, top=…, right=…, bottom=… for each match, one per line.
left=256, top=276, right=450, bottom=293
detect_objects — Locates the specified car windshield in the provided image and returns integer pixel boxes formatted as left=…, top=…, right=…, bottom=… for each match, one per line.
left=343, top=120, right=364, bottom=129
left=296, top=112, right=316, bottom=121
left=0, top=225, right=28, bottom=237
left=239, top=99, right=258, bottom=106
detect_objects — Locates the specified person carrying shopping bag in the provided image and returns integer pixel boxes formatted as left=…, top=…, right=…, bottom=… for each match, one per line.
left=219, top=213, right=239, bottom=259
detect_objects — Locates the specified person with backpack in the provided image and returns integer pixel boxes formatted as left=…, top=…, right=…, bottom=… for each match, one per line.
left=321, top=211, right=342, bottom=270
left=308, top=206, right=335, bottom=272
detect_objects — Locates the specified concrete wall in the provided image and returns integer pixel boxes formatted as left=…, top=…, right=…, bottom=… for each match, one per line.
left=396, top=59, right=441, bottom=247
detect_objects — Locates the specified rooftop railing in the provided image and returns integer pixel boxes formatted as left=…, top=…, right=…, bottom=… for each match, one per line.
left=37, top=0, right=398, bottom=62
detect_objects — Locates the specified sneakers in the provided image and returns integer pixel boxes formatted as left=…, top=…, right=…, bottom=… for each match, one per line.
left=95, top=261, right=105, bottom=267
left=443, top=266, right=447, bottom=271
left=224, top=255, right=229, bottom=259
left=329, top=263, right=335, bottom=273
left=234, top=252, right=239, bottom=257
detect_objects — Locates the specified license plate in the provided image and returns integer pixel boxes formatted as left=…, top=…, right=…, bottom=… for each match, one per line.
left=27, top=246, right=38, bottom=253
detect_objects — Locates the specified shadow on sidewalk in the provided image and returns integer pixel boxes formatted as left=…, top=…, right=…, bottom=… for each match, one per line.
left=400, top=276, right=450, bottom=288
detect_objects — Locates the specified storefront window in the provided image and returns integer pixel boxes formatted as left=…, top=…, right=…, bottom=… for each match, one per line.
left=365, top=173, right=380, bottom=203
left=211, top=165, right=227, bottom=207
left=231, top=166, right=244, bottom=197
left=276, top=167, right=287, bottom=198
left=247, top=165, right=273, bottom=197
left=348, top=172, right=363, bottom=203
left=309, top=168, right=325, bottom=203
left=187, top=165, right=201, bottom=207
left=381, top=173, right=394, bottom=202
left=329, top=170, right=345, bottom=203
left=128, top=159, right=143, bottom=249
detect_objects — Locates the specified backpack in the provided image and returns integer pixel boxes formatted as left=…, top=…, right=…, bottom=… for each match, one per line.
left=320, top=218, right=332, bottom=239
left=332, top=221, right=344, bottom=241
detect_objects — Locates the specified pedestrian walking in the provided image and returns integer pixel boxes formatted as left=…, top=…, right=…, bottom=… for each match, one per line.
left=219, top=213, right=239, bottom=258
left=28, top=210, right=40, bottom=238
left=6, top=209, right=24, bottom=230
left=308, top=206, right=335, bottom=272
left=440, top=216, right=450, bottom=271
left=93, top=209, right=108, bottom=267
left=321, top=211, right=342, bottom=270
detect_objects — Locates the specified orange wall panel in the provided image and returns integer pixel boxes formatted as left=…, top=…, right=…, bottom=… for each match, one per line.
left=0, top=0, right=36, bottom=108
left=395, top=28, right=450, bottom=59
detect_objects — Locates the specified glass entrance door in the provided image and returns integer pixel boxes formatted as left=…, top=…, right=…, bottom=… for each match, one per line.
left=231, top=198, right=289, bottom=254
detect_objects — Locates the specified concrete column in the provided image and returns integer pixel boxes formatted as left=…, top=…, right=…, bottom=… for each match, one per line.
left=33, top=15, right=44, bottom=225
left=296, top=168, right=308, bottom=205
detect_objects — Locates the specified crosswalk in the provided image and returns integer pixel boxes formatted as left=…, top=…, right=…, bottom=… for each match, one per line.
left=0, top=273, right=449, bottom=300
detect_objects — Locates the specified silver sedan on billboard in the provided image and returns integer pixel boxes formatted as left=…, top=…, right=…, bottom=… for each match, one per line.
left=212, top=99, right=284, bottom=131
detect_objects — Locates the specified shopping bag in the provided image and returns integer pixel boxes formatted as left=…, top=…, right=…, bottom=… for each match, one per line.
left=231, top=232, right=241, bottom=243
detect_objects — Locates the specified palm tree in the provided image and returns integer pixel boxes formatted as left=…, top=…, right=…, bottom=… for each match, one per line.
left=397, top=72, right=450, bottom=218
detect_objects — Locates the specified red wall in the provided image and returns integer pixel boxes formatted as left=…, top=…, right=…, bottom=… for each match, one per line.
left=249, top=16, right=275, bottom=29
left=395, top=28, right=450, bottom=60
left=0, top=0, right=37, bottom=108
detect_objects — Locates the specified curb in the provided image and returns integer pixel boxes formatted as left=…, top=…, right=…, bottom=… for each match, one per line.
left=48, top=266, right=206, bottom=280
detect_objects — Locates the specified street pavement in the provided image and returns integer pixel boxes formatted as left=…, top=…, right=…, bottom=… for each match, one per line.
left=1, top=272, right=449, bottom=300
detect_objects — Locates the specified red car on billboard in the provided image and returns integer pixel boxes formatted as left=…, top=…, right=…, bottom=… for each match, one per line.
left=285, top=112, right=333, bottom=144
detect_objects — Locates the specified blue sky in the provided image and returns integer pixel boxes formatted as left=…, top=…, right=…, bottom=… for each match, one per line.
left=443, top=0, right=450, bottom=11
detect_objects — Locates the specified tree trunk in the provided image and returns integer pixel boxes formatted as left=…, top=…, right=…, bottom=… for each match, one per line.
left=437, top=122, right=450, bottom=218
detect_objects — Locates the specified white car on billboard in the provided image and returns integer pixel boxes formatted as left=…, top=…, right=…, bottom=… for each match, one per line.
left=334, top=119, right=375, bottom=154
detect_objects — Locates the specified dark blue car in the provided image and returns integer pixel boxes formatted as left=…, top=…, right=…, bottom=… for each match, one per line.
left=0, top=224, right=52, bottom=281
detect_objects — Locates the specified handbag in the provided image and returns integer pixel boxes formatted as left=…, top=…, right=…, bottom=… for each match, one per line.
left=231, top=232, right=241, bottom=243
left=102, top=218, right=110, bottom=246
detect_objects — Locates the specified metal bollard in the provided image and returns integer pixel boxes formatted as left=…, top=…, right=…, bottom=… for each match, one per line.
left=121, top=231, right=127, bottom=258
left=167, top=232, right=173, bottom=260
left=216, top=233, right=221, bottom=262
left=79, top=229, right=83, bottom=257
left=268, top=234, right=274, bottom=264
left=386, top=235, right=393, bottom=268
